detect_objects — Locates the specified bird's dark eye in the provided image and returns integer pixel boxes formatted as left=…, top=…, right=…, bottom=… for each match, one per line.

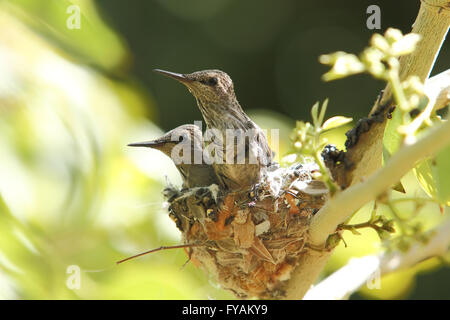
left=199, top=77, right=218, bottom=86
left=207, top=77, right=218, bottom=86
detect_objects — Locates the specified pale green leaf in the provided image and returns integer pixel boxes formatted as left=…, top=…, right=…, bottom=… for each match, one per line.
left=311, top=101, right=320, bottom=127
left=435, top=145, right=450, bottom=205
left=383, top=107, right=403, bottom=159
left=413, top=152, right=450, bottom=206
left=321, top=116, right=353, bottom=131
left=413, top=159, right=437, bottom=200
left=318, top=98, right=329, bottom=127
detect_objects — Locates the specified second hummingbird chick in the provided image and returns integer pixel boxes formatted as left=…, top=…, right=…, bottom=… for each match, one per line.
left=128, top=124, right=219, bottom=189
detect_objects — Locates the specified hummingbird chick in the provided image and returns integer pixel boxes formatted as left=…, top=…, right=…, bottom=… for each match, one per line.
left=128, top=124, right=219, bottom=189
left=154, top=69, right=273, bottom=191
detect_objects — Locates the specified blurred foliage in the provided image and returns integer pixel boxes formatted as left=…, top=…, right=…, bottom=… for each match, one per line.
left=92, top=0, right=449, bottom=132
left=0, top=0, right=448, bottom=300
left=0, top=0, right=235, bottom=299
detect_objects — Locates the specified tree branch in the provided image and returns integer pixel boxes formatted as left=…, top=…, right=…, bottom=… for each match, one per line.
left=289, top=68, right=449, bottom=300
left=284, top=68, right=449, bottom=300
left=304, top=215, right=450, bottom=300
left=283, top=0, right=449, bottom=298
left=310, top=119, right=450, bottom=246
left=336, top=0, right=450, bottom=188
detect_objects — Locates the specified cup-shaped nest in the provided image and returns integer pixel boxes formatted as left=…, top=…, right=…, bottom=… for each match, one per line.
left=165, top=163, right=328, bottom=299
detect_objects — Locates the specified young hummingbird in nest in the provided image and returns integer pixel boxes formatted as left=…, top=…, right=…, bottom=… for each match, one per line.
left=154, top=69, right=273, bottom=190
left=128, top=124, right=219, bottom=189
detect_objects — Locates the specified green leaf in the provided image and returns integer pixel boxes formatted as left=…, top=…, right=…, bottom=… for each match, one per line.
left=376, top=229, right=391, bottom=241
left=11, top=0, right=127, bottom=70
left=349, top=227, right=361, bottom=236
left=382, top=220, right=396, bottom=233
left=413, top=146, right=450, bottom=206
left=413, top=159, right=437, bottom=200
left=383, top=107, right=403, bottom=161
left=318, top=98, right=329, bottom=128
left=435, top=145, right=450, bottom=205
left=321, top=116, right=352, bottom=131
left=310, top=102, right=319, bottom=127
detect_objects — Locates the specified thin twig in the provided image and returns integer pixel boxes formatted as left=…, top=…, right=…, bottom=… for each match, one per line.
left=116, top=243, right=204, bottom=264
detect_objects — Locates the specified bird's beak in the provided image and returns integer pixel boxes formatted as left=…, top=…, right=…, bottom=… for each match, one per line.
left=128, top=140, right=165, bottom=148
left=153, top=69, right=193, bottom=84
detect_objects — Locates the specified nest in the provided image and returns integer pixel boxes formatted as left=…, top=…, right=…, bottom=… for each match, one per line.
left=164, top=163, right=328, bottom=299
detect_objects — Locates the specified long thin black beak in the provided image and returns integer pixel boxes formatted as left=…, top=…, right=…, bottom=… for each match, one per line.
left=153, top=69, right=192, bottom=83
left=128, top=140, right=165, bottom=148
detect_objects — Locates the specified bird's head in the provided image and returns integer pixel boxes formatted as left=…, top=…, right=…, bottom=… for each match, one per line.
left=127, top=124, right=203, bottom=161
left=154, top=69, right=237, bottom=108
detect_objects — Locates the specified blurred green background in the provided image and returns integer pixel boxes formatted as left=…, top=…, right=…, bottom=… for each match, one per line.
left=0, top=0, right=448, bottom=299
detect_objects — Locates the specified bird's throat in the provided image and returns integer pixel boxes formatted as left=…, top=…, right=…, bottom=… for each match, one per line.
left=196, top=98, right=251, bottom=132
